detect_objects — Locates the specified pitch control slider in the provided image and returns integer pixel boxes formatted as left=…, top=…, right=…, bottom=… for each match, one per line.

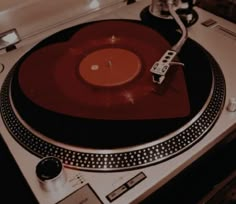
left=150, top=0, right=187, bottom=84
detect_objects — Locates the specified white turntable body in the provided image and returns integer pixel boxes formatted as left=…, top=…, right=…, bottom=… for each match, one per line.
left=0, top=0, right=236, bottom=203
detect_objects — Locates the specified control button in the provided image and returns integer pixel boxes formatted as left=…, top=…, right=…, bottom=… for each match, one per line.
left=126, top=172, right=146, bottom=188
left=227, top=97, right=236, bottom=112
left=0, top=63, right=4, bottom=73
left=0, top=28, right=20, bottom=50
left=201, top=19, right=217, bottom=27
left=106, top=172, right=146, bottom=202
left=36, top=156, right=66, bottom=191
left=58, top=184, right=102, bottom=204
left=107, top=185, right=128, bottom=202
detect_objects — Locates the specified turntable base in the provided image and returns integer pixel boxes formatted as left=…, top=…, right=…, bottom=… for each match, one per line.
left=0, top=0, right=235, bottom=204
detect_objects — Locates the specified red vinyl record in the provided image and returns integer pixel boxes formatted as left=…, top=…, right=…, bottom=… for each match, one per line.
left=18, top=20, right=190, bottom=120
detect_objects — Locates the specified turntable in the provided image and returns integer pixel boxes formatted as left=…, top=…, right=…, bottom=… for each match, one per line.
left=0, top=0, right=235, bottom=203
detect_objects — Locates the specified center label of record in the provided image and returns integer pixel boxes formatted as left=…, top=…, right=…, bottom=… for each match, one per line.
left=79, top=48, right=142, bottom=87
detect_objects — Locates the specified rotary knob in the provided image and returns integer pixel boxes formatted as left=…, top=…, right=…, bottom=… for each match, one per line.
left=36, top=156, right=66, bottom=191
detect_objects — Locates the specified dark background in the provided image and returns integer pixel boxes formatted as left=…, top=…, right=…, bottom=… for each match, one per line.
left=198, top=0, right=236, bottom=23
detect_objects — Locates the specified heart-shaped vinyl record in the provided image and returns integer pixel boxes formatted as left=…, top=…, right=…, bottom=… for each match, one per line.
left=1, top=18, right=225, bottom=171
left=9, top=20, right=216, bottom=149
left=16, top=20, right=190, bottom=120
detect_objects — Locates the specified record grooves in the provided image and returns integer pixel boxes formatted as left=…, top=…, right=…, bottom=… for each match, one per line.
left=0, top=20, right=225, bottom=171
